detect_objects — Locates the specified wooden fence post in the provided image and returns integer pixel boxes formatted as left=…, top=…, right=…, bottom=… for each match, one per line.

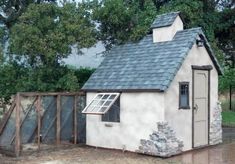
left=74, top=96, right=78, bottom=144
left=37, top=96, right=41, bottom=150
left=15, top=93, right=21, bottom=157
left=56, top=95, right=61, bottom=145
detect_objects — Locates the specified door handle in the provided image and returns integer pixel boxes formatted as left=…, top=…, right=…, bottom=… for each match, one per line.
left=193, top=104, right=198, bottom=112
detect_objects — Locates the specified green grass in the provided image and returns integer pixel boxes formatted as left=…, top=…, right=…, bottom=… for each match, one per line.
left=222, top=111, right=235, bottom=127
left=221, top=98, right=235, bottom=127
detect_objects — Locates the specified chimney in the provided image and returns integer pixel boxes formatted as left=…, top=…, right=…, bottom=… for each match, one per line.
left=151, top=12, right=183, bottom=43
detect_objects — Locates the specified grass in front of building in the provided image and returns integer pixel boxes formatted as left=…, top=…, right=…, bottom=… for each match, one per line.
left=222, top=110, right=235, bottom=127
left=221, top=98, right=235, bottom=127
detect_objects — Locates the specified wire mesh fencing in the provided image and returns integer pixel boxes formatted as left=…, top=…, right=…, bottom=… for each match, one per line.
left=0, top=92, right=86, bottom=157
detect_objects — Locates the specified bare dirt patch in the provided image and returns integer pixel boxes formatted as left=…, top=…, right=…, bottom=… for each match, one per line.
left=1, top=142, right=235, bottom=164
left=0, top=144, right=180, bottom=164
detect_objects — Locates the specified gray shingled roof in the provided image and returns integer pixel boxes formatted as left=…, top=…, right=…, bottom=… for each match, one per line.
left=151, top=12, right=180, bottom=28
left=82, top=11, right=222, bottom=92
left=82, top=27, right=222, bottom=92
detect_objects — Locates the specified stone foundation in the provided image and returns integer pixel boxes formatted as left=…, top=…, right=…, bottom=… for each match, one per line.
left=137, top=122, right=183, bottom=157
left=210, top=102, right=222, bottom=145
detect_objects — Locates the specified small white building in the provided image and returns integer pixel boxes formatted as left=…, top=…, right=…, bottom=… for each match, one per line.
left=81, top=12, right=223, bottom=157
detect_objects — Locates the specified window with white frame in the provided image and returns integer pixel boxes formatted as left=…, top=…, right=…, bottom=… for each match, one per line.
left=82, top=93, right=120, bottom=115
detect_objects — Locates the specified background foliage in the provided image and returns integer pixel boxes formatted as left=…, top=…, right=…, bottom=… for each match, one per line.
left=0, top=1, right=97, bottom=102
left=9, top=3, right=97, bottom=67
left=0, top=63, right=95, bottom=102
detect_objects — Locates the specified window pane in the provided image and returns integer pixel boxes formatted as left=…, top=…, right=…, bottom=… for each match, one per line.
left=181, top=85, right=185, bottom=95
left=96, top=94, right=103, bottom=99
left=179, top=82, right=189, bottom=109
left=100, top=107, right=108, bottom=113
left=103, top=95, right=109, bottom=99
left=89, top=100, right=99, bottom=106
left=97, top=100, right=105, bottom=106
left=181, top=95, right=188, bottom=107
left=109, top=95, right=116, bottom=100
left=104, top=101, right=112, bottom=106
left=102, top=97, right=120, bottom=122
left=91, top=106, right=101, bottom=113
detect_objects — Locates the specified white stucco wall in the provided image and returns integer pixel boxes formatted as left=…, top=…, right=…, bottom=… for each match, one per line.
left=153, top=16, right=183, bottom=43
left=86, top=92, right=165, bottom=152
left=164, top=42, right=219, bottom=151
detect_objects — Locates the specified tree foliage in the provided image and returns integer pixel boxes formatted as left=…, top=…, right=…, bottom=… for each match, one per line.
left=91, top=0, right=220, bottom=50
left=0, top=63, right=94, bottom=102
left=0, top=2, right=96, bottom=102
left=9, top=2, right=97, bottom=67
left=0, top=0, right=56, bottom=28
left=219, top=67, right=235, bottom=91
left=91, top=0, right=157, bottom=49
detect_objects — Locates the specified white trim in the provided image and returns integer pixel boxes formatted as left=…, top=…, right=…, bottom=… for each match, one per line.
left=82, top=93, right=120, bottom=114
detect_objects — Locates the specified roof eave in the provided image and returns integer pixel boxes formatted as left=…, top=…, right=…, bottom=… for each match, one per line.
left=198, top=34, right=223, bottom=75
left=150, top=24, right=172, bottom=29
left=80, top=88, right=165, bottom=93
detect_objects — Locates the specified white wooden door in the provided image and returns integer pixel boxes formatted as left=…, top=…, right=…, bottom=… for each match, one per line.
left=193, top=70, right=209, bottom=147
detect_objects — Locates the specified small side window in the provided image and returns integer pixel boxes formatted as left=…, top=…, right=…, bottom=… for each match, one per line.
left=102, top=97, right=120, bottom=122
left=179, top=82, right=190, bottom=109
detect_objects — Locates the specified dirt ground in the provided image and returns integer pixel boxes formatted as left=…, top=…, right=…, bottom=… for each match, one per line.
left=1, top=141, right=235, bottom=164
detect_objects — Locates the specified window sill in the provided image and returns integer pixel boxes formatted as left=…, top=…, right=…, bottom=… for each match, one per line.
left=104, top=123, right=113, bottom=127
left=179, top=106, right=190, bottom=110
left=102, top=122, right=120, bottom=127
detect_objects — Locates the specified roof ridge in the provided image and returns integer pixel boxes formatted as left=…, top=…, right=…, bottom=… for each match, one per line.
left=151, top=11, right=180, bottom=29
left=156, top=11, right=180, bottom=16
left=177, top=27, right=202, bottom=32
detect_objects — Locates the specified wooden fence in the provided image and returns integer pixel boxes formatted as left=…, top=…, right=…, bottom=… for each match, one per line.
left=0, top=92, right=86, bottom=157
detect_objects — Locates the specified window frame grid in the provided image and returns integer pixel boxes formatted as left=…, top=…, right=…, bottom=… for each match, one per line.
left=82, top=93, right=120, bottom=114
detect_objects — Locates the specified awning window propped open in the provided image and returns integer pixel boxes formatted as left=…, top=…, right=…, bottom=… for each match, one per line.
left=82, top=93, right=120, bottom=114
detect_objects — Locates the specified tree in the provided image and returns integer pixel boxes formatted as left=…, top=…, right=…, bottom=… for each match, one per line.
left=0, top=63, right=95, bottom=102
left=91, top=0, right=216, bottom=50
left=74, top=67, right=95, bottom=87
left=9, top=2, right=97, bottom=67
left=0, top=0, right=57, bottom=64
left=0, top=62, right=28, bottom=101
left=0, top=2, right=97, bottom=103
left=216, top=9, right=235, bottom=68
left=0, top=0, right=56, bottom=28
left=91, top=0, right=157, bottom=49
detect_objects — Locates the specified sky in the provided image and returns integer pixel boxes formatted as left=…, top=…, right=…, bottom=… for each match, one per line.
left=63, top=0, right=105, bottom=68
left=63, top=42, right=105, bottom=68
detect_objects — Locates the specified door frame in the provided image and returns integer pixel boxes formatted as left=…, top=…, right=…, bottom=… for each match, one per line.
left=191, top=65, right=212, bottom=148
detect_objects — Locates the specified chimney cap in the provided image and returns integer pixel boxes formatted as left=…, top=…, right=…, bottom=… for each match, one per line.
left=151, top=11, right=181, bottom=29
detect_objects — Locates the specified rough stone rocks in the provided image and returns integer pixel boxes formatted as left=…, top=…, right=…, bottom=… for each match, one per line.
left=210, top=102, right=222, bottom=145
left=137, top=122, right=184, bottom=157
